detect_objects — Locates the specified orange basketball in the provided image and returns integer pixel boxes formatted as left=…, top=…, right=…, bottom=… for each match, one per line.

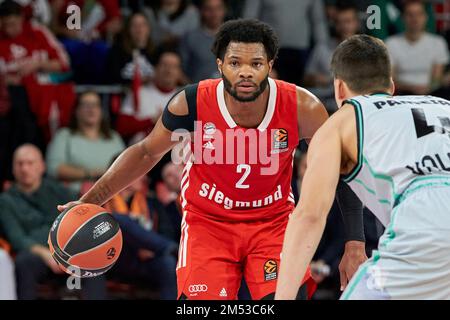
left=48, top=203, right=122, bottom=278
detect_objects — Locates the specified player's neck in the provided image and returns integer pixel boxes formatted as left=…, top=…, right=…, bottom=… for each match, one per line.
left=223, top=86, right=270, bottom=128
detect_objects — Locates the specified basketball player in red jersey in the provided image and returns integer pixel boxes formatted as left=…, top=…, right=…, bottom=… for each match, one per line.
left=59, top=20, right=367, bottom=300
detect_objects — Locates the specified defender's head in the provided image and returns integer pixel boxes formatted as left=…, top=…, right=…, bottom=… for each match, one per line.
left=212, top=19, right=279, bottom=103
left=331, top=34, right=394, bottom=107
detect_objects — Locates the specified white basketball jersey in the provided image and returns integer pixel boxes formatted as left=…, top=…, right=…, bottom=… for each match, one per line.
left=342, top=94, right=450, bottom=226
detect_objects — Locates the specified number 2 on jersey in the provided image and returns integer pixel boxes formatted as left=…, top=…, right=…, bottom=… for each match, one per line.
left=236, top=164, right=251, bottom=189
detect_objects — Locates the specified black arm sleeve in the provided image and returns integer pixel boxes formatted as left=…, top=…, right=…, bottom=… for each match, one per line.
left=335, top=180, right=365, bottom=242
left=161, top=83, right=198, bottom=132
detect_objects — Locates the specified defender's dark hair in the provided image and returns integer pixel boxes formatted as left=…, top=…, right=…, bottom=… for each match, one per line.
left=212, top=19, right=279, bottom=61
left=0, top=0, right=22, bottom=17
left=331, top=34, right=392, bottom=93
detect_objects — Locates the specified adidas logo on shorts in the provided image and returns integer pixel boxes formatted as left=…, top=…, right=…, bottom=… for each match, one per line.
left=219, top=288, right=227, bottom=297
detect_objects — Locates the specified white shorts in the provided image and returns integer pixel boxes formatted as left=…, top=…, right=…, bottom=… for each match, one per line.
left=341, top=185, right=450, bottom=300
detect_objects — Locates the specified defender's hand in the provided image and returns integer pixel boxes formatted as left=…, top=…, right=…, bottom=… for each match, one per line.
left=339, top=241, right=367, bottom=291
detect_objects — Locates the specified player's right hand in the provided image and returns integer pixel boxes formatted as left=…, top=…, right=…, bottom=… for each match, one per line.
left=57, top=201, right=85, bottom=213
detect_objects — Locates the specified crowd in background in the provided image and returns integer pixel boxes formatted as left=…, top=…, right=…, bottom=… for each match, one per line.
left=0, top=0, right=448, bottom=300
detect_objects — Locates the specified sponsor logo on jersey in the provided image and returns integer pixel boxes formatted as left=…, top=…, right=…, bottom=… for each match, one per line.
left=264, top=260, right=278, bottom=281
left=219, top=288, right=227, bottom=297
left=203, top=122, right=216, bottom=140
left=198, top=183, right=283, bottom=210
left=203, top=141, right=215, bottom=150
left=189, top=284, right=208, bottom=296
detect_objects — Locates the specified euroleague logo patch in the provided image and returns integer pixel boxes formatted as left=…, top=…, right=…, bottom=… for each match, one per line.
left=264, top=260, right=278, bottom=281
left=272, top=129, right=288, bottom=154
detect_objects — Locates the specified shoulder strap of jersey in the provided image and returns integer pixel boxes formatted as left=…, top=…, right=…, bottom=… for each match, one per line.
left=162, top=83, right=198, bottom=132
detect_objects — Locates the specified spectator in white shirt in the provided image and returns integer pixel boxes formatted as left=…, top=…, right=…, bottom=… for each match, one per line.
left=117, top=49, right=182, bottom=143
left=386, top=1, right=449, bottom=95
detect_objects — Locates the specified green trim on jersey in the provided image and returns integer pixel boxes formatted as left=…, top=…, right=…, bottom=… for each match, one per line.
left=354, top=178, right=391, bottom=205
left=343, top=99, right=364, bottom=183
left=395, top=177, right=450, bottom=208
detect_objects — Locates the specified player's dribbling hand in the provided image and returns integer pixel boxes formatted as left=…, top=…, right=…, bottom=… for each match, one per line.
left=57, top=201, right=85, bottom=213
left=338, top=240, right=368, bottom=291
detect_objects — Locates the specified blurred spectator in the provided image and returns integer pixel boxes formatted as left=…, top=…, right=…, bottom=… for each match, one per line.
left=0, top=248, right=16, bottom=299
left=144, top=0, right=200, bottom=46
left=0, top=73, right=11, bottom=187
left=386, top=1, right=449, bottom=95
left=104, top=174, right=178, bottom=300
left=0, top=144, right=106, bottom=299
left=117, top=49, right=182, bottom=143
left=304, top=3, right=360, bottom=112
left=0, top=0, right=75, bottom=142
left=158, top=161, right=184, bottom=242
left=243, top=0, right=329, bottom=85
left=366, top=0, right=437, bottom=40
left=106, top=11, right=155, bottom=85
left=3, top=0, right=52, bottom=24
left=50, top=0, right=122, bottom=42
left=179, top=0, right=226, bottom=82
left=46, top=91, right=125, bottom=195
left=50, top=0, right=122, bottom=83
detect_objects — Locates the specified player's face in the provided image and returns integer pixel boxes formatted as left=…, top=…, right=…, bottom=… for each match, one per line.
left=1, top=15, right=23, bottom=38
left=218, top=42, right=273, bottom=103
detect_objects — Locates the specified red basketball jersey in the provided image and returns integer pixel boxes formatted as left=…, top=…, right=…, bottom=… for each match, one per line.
left=180, top=78, right=299, bottom=222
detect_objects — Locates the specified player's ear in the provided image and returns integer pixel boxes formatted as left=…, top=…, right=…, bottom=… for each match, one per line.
left=268, top=60, right=274, bottom=73
left=217, top=58, right=223, bottom=75
left=389, top=78, right=395, bottom=95
left=334, top=78, right=346, bottom=108
left=335, top=78, right=346, bottom=99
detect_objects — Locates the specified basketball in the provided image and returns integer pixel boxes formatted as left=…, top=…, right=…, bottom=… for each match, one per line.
left=48, top=203, right=123, bottom=278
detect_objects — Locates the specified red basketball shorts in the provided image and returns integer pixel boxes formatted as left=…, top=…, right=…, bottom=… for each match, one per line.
left=176, top=210, right=316, bottom=300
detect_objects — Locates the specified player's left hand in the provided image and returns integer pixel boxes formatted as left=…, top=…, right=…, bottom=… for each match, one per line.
left=338, top=240, right=367, bottom=291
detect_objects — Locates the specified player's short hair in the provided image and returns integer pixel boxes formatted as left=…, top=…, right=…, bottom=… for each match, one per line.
left=212, top=19, right=279, bottom=61
left=331, top=34, right=392, bottom=93
left=0, top=0, right=22, bottom=17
